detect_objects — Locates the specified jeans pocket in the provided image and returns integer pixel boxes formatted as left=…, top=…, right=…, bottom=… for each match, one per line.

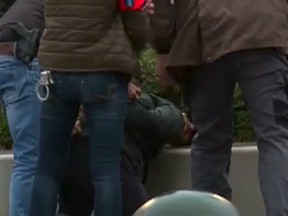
left=26, top=65, right=41, bottom=85
left=0, top=56, right=19, bottom=71
left=83, top=73, right=129, bottom=104
left=273, top=70, right=288, bottom=127
left=0, top=64, right=20, bottom=106
left=24, top=70, right=41, bottom=100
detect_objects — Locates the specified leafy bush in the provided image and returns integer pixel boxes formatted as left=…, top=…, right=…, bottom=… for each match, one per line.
left=0, top=0, right=255, bottom=149
left=233, top=86, right=255, bottom=142
left=0, top=50, right=255, bottom=151
left=0, top=0, right=254, bottom=149
left=0, top=109, right=12, bottom=150
left=138, top=49, right=255, bottom=143
left=0, top=49, right=255, bottom=150
left=138, top=49, right=182, bottom=105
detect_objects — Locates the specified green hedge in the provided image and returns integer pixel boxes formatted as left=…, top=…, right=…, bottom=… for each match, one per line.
left=0, top=109, right=12, bottom=150
left=0, top=1, right=255, bottom=149
left=138, top=49, right=255, bottom=143
left=0, top=49, right=254, bottom=150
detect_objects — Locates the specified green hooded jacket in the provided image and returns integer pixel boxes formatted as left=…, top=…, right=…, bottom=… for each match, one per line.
left=123, top=93, right=184, bottom=181
left=78, top=93, right=184, bottom=181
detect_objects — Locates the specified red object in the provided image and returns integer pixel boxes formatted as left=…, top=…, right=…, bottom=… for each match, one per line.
left=119, top=0, right=146, bottom=11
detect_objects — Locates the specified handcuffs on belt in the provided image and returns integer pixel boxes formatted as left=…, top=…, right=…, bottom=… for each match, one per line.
left=36, top=70, right=54, bottom=101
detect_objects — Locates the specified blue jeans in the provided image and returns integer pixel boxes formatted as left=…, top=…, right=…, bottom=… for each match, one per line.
left=0, top=56, right=40, bottom=216
left=29, top=72, right=129, bottom=216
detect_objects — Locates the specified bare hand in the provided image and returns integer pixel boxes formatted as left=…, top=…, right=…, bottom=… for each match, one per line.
left=71, top=120, right=82, bottom=136
left=143, top=0, right=154, bottom=15
left=128, top=82, right=142, bottom=101
left=181, top=113, right=197, bottom=144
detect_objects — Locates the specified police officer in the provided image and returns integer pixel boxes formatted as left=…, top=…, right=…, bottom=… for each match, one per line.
left=0, top=0, right=44, bottom=215
left=149, top=1, right=288, bottom=215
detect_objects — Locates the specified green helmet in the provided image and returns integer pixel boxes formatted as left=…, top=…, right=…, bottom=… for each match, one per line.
left=132, top=190, right=240, bottom=216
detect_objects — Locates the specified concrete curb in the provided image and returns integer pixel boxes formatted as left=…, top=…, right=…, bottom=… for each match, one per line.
left=0, top=144, right=262, bottom=216
left=145, top=145, right=264, bottom=216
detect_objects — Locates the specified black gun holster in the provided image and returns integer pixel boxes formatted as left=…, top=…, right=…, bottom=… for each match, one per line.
left=10, top=22, right=39, bottom=64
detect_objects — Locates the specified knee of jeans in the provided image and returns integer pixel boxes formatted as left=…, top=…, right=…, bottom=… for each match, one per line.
left=13, top=155, right=37, bottom=172
left=12, top=133, right=39, bottom=158
left=252, top=104, right=288, bottom=146
left=13, top=139, right=38, bottom=160
left=90, top=162, right=121, bottom=180
left=36, top=162, right=67, bottom=181
left=192, top=109, right=233, bottom=138
left=192, top=127, right=233, bottom=151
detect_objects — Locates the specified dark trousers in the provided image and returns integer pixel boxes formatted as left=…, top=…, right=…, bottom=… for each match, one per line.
left=185, top=49, right=288, bottom=216
left=58, top=136, right=148, bottom=216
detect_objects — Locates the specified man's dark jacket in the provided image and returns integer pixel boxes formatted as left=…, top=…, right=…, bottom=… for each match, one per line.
left=150, top=0, right=288, bottom=81
left=0, top=0, right=44, bottom=43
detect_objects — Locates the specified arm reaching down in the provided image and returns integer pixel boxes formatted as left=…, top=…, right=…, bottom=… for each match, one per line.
left=121, top=10, right=149, bottom=55
left=149, top=0, right=176, bottom=54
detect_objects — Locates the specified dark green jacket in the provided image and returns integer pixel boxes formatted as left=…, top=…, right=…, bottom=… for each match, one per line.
left=38, top=0, right=148, bottom=74
left=123, top=93, right=184, bottom=181
left=79, top=93, right=184, bottom=181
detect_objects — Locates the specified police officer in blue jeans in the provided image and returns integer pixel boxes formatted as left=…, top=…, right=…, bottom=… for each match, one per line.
left=28, top=1, right=149, bottom=216
left=0, top=0, right=44, bottom=215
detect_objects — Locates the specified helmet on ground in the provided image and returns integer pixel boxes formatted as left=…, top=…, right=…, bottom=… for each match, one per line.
left=132, top=190, right=240, bottom=216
